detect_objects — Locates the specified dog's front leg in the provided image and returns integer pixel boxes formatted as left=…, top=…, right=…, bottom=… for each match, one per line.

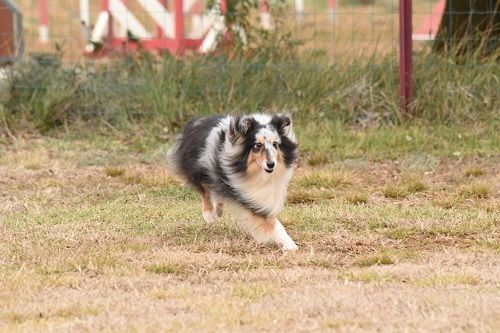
left=200, top=185, right=218, bottom=224
left=239, top=210, right=298, bottom=251
left=270, top=218, right=298, bottom=251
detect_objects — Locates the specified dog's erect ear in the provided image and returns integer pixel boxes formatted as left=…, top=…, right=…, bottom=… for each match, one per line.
left=272, top=114, right=292, bottom=136
left=229, top=117, right=238, bottom=143
left=229, top=116, right=254, bottom=144
left=238, top=117, right=253, bottom=136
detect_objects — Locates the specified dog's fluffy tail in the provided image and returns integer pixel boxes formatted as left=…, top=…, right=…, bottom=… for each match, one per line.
left=166, top=136, right=182, bottom=178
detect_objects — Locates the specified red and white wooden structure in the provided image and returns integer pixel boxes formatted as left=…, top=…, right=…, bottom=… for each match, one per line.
left=82, top=0, right=228, bottom=55
left=38, top=0, right=229, bottom=54
left=37, top=1, right=339, bottom=52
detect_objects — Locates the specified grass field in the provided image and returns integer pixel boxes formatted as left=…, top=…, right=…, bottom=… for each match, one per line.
left=1, top=0, right=499, bottom=331
left=1, top=123, right=499, bottom=332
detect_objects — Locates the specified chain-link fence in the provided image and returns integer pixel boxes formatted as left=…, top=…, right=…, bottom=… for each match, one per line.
left=4, top=1, right=497, bottom=61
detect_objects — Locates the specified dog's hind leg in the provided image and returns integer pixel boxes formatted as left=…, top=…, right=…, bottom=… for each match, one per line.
left=215, top=201, right=224, bottom=217
left=201, top=185, right=218, bottom=224
left=238, top=210, right=298, bottom=251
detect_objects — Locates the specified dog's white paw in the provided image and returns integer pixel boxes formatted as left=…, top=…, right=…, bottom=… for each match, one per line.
left=202, top=209, right=218, bottom=224
left=281, top=240, right=299, bottom=251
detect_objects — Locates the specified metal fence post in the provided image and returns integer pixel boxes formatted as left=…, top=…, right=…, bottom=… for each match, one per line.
left=399, top=0, right=413, bottom=115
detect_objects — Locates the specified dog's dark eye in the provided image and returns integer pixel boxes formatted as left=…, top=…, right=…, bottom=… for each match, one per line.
left=253, top=143, right=263, bottom=150
left=272, top=142, right=279, bottom=149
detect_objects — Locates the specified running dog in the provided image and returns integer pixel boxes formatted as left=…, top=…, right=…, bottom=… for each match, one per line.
left=167, top=114, right=298, bottom=250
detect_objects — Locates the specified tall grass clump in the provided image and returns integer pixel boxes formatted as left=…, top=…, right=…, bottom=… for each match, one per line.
left=2, top=50, right=498, bottom=136
left=412, top=52, right=500, bottom=122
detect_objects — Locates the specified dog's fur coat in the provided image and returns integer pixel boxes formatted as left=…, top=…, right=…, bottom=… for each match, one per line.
left=167, top=114, right=298, bottom=250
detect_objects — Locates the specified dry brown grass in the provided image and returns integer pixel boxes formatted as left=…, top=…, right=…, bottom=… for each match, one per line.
left=464, top=166, right=485, bottom=177
left=1, top=137, right=499, bottom=332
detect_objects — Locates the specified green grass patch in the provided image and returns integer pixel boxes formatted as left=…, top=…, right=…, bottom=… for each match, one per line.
left=287, top=190, right=317, bottom=204
left=104, top=166, right=126, bottom=177
left=433, top=196, right=461, bottom=209
left=340, top=270, right=399, bottom=283
left=416, top=274, right=480, bottom=287
left=383, top=175, right=428, bottom=199
left=232, top=283, right=275, bottom=300
left=297, top=170, right=350, bottom=188
left=354, top=251, right=394, bottom=267
left=464, top=166, right=485, bottom=177
left=383, top=227, right=422, bottom=240
left=346, top=192, right=369, bottom=204
left=306, top=152, right=331, bottom=166
left=146, top=262, right=186, bottom=275
left=383, top=184, right=408, bottom=199
left=403, top=176, right=428, bottom=193
left=459, top=182, right=491, bottom=199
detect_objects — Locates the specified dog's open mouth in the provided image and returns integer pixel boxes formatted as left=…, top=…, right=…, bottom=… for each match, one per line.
left=264, top=169, right=274, bottom=173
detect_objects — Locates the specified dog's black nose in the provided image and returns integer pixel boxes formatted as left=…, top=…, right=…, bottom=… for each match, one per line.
left=266, top=162, right=275, bottom=169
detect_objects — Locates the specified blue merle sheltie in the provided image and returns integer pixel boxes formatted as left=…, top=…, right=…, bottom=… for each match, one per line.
left=167, top=113, right=299, bottom=250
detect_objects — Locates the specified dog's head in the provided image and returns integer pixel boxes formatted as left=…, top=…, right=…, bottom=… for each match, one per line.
left=228, top=114, right=297, bottom=174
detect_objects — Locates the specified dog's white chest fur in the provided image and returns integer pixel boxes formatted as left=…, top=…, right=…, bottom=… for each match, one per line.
left=230, top=165, right=294, bottom=216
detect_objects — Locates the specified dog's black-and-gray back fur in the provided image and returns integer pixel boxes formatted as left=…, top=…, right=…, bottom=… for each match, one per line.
left=170, top=115, right=224, bottom=192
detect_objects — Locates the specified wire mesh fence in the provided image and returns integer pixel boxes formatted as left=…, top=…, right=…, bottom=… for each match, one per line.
left=1, top=1, right=498, bottom=65
left=0, top=1, right=467, bottom=61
